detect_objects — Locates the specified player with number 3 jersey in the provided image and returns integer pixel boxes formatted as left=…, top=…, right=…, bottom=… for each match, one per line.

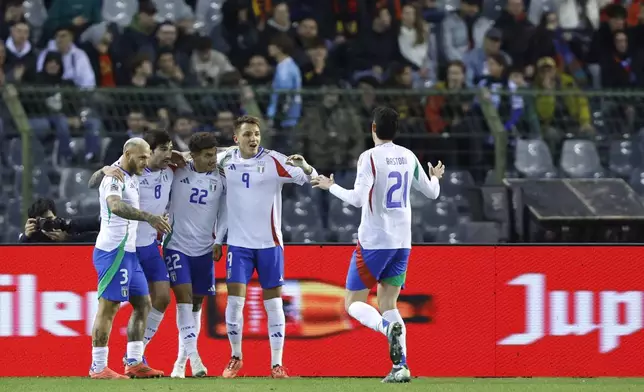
left=312, top=107, right=444, bottom=383
left=163, top=132, right=227, bottom=378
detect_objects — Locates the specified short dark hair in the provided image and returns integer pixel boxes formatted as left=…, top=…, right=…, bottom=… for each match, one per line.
left=373, top=107, right=399, bottom=141
left=270, top=33, right=295, bottom=56
left=189, top=132, right=218, bottom=153
left=130, top=53, right=151, bottom=72
left=28, top=198, right=56, bottom=219
left=143, top=130, right=172, bottom=151
left=195, top=36, right=212, bottom=52
left=488, top=53, right=507, bottom=69
left=234, top=115, right=261, bottom=133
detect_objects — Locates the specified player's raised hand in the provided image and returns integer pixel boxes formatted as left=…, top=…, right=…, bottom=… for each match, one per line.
left=148, top=215, right=172, bottom=234
left=429, top=160, right=445, bottom=179
left=213, top=244, right=223, bottom=262
left=102, top=166, right=125, bottom=183
left=311, top=174, right=335, bottom=190
left=170, top=150, right=188, bottom=168
left=286, top=154, right=313, bottom=175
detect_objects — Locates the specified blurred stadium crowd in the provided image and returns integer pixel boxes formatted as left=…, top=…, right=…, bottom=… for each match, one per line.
left=1, top=0, right=644, bottom=244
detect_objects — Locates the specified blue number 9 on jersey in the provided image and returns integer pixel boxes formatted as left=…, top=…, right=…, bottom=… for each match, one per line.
left=386, top=171, right=409, bottom=209
left=242, top=173, right=250, bottom=188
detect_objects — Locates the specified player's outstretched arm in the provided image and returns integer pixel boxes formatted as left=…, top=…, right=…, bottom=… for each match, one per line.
left=284, top=153, right=318, bottom=184
left=88, top=166, right=124, bottom=189
left=106, top=195, right=172, bottom=233
left=312, top=153, right=373, bottom=208
left=411, top=158, right=442, bottom=200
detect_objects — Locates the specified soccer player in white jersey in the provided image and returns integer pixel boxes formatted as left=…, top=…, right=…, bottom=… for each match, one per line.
left=88, top=131, right=175, bottom=366
left=89, top=138, right=172, bottom=379
left=164, top=132, right=227, bottom=378
left=312, top=107, right=444, bottom=383
left=218, top=115, right=317, bottom=379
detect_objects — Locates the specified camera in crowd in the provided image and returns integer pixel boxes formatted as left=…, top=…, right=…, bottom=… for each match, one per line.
left=34, top=216, right=71, bottom=232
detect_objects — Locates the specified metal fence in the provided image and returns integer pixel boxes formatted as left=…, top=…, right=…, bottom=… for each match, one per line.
left=1, top=86, right=643, bottom=243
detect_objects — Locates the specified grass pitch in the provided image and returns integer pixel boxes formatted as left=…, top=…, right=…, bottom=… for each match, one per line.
left=3, top=377, right=644, bottom=392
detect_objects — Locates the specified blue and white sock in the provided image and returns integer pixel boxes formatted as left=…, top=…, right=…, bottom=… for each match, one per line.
left=347, top=301, right=389, bottom=335
left=382, top=309, right=407, bottom=366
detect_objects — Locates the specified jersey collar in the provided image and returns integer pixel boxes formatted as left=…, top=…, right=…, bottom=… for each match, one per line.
left=235, top=147, right=264, bottom=160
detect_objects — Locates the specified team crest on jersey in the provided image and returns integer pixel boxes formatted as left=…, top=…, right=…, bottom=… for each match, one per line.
left=121, top=286, right=128, bottom=298
left=209, top=179, right=217, bottom=191
left=257, top=161, right=265, bottom=173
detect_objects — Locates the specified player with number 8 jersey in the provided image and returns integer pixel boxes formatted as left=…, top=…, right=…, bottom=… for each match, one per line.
left=163, top=133, right=227, bottom=378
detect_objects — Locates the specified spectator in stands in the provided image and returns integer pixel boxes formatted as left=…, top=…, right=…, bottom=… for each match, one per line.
left=532, top=56, right=593, bottom=153
left=528, top=0, right=607, bottom=30
left=126, top=109, right=148, bottom=138
left=442, top=0, right=493, bottom=62
left=120, top=0, right=158, bottom=60
left=243, top=54, right=273, bottom=86
left=398, top=3, right=437, bottom=85
left=191, top=36, right=236, bottom=87
left=19, top=197, right=99, bottom=243
left=463, top=28, right=511, bottom=85
left=153, top=49, right=195, bottom=114
left=327, top=0, right=360, bottom=42
left=171, top=113, right=195, bottom=152
left=384, top=62, right=425, bottom=149
left=222, top=0, right=260, bottom=69
left=212, top=110, right=236, bottom=147
left=79, top=22, right=119, bottom=88
left=175, top=5, right=198, bottom=55
left=526, top=12, right=587, bottom=86
left=294, top=16, right=321, bottom=53
left=36, top=26, right=96, bottom=88
left=351, top=6, right=397, bottom=82
left=142, top=22, right=192, bottom=75
left=301, top=38, right=338, bottom=87
left=4, top=21, right=37, bottom=82
left=476, top=53, right=524, bottom=132
left=588, top=4, right=627, bottom=64
left=40, top=0, right=102, bottom=45
left=267, top=33, right=302, bottom=136
left=1, top=0, right=25, bottom=41
left=128, top=53, right=153, bottom=88
left=493, top=0, right=535, bottom=69
left=425, top=61, right=472, bottom=166
left=260, top=1, right=293, bottom=52
left=295, top=84, right=364, bottom=173
left=600, top=30, right=644, bottom=88
left=629, top=6, right=644, bottom=52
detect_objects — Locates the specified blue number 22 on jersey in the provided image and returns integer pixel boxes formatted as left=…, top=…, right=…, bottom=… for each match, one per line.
left=189, top=188, right=208, bottom=204
left=386, top=171, right=409, bottom=209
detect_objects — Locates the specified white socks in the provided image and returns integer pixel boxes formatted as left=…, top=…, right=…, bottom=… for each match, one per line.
left=264, top=298, right=285, bottom=367
left=348, top=301, right=389, bottom=335
left=143, top=307, right=164, bottom=348
left=382, top=309, right=407, bottom=363
left=226, top=296, right=245, bottom=358
left=91, top=346, right=108, bottom=373
left=127, top=341, right=144, bottom=362
left=176, top=303, right=198, bottom=357
left=176, top=309, right=203, bottom=361
left=193, top=309, right=202, bottom=337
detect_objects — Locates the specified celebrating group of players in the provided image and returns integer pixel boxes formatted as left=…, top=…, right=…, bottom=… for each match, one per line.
left=87, top=107, right=444, bottom=383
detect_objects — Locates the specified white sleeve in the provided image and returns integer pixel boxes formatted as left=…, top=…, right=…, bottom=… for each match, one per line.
left=214, top=175, right=228, bottom=245
left=329, top=152, right=373, bottom=208
left=411, top=157, right=440, bottom=199
left=271, top=152, right=318, bottom=185
left=75, top=50, right=96, bottom=89
left=101, top=177, right=124, bottom=201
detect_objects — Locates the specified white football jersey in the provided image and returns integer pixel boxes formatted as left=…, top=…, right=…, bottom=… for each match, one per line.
left=329, top=142, right=440, bottom=249
left=164, top=161, right=227, bottom=257
left=95, top=169, right=140, bottom=253
left=135, top=167, right=173, bottom=247
left=220, top=147, right=317, bottom=249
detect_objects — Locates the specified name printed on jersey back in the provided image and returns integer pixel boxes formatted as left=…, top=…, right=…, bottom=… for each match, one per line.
left=386, top=157, right=408, bottom=166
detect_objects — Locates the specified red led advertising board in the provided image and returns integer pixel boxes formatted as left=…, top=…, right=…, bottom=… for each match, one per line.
left=0, top=245, right=642, bottom=376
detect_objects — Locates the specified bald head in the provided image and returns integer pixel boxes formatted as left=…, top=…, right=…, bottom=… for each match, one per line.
left=122, top=137, right=151, bottom=175
left=123, top=137, right=150, bottom=153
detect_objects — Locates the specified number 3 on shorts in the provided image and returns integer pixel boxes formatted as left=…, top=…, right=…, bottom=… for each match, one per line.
left=119, top=268, right=128, bottom=284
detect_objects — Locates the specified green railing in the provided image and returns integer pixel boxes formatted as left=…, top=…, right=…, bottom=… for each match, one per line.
left=3, top=85, right=644, bottom=221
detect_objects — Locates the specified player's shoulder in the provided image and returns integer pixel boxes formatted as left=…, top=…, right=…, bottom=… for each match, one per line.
left=264, top=148, right=287, bottom=161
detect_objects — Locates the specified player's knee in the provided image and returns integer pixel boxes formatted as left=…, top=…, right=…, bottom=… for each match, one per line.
left=172, top=285, right=193, bottom=303
left=192, top=296, right=204, bottom=311
left=152, top=292, right=171, bottom=312
left=97, top=298, right=120, bottom=318
left=132, top=295, right=152, bottom=315
left=262, top=286, right=282, bottom=300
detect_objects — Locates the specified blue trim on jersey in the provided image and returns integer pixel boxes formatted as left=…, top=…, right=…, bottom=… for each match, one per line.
left=234, top=147, right=265, bottom=160
left=144, top=167, right=152, bottom=173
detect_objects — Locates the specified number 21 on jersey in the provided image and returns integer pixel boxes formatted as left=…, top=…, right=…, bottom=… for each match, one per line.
left=386, top=170, right=409, bottom=209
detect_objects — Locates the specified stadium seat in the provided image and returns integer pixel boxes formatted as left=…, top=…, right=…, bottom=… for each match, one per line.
left=3, top=224, right=22, bottom=244
left=410, top=188, right=432, bottom=208
left=55, top=199, right=80, bottom=219
left=514, top=139, right=558, bottom=178
left=282, top=199, right=323, bottom=229
left=58, top=168, right=95, bottom=200
left=6, top=137, right=46, bottom=170
left=609, top=140, right=637, bottom=178
left=5, top=199, right=22, bottom=227
left=195, top=0, right=224, bottom=34
left=333, top=226, right=358, bottom=243
left=439, top=170, right=474, bottom=214
left=333, top=170, right=357, bottom=188
left=434, top=226, right=463, bottom=243
left=23, top=0, right=48, bottom=29
left=420, top=200, right=459, bottom=238
left=459, top=222, right=501, bottom=243
left=288, top=226, right=327, bottom=243
left=628, top=169, right=644, bottom=196
left=153, top=0, right=188, bottom=21
left=560, top=139, right=605, bottom=178
left=102, top=0, right=138, bottom=27
left=327, top=198, right=360, bottom=230
left=79, top=197, right=101, bottom=216
left=13, top=167, right=52, bottom=198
